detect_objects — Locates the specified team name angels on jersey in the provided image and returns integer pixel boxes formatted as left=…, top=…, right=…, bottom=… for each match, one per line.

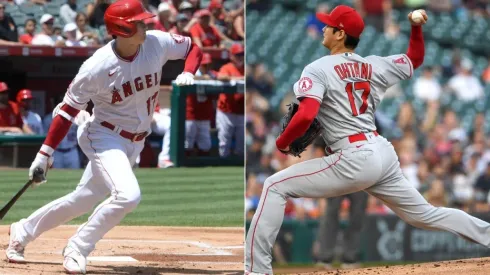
left=110, top=72, right=160, bottom=104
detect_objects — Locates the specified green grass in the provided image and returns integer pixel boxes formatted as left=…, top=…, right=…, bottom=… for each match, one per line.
left=0, top=167, right=244, bottom=227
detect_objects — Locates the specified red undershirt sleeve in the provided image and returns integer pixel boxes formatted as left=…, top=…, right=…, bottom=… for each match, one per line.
left=39, top=104, right=79, bottom=157
left=184, top=42, right=203, bottom=74
left=406, top=25, right=424, bottom=70
left=276, top=98, right=321, bottom=149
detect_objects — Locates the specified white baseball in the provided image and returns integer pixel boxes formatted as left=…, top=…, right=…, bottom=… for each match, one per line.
left=411, top=10, right=424, bottom=23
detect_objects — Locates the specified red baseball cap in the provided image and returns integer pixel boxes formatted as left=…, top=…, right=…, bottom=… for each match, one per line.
left=201, top=53, right=212, bottom=65
left=208, top=0, right=222, bottom=10
left=17, top=89, right=33, bottom=103
left=0, top=82, right=8, bottom=93
left=316, top=5, right=365, bottom=38
left=230, top=43, right=244, bottom=55
left=144, top=17, right=156, bottom=25
left=195, top=9, right=211, bottom=18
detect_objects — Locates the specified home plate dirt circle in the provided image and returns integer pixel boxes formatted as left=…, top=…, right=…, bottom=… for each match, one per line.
left=0, top=225, right=243, bottom=275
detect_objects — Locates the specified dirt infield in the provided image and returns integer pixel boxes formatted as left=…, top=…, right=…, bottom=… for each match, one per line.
left=0, top=225, right=243, bottom=275
left=274, top=258, right=490, bottom=275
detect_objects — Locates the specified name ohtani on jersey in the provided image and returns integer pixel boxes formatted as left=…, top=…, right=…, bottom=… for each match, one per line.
left=334, top=62, right=372, bottom=80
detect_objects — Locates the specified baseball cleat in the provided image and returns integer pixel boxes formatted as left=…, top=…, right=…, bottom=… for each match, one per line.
left=158, top=159, right=174, bottom=168
left=341, top=262, right=361, bottom=269
left=316, top=261, right=335, bottom=270
left=6, top=222, right=26, bottom=263
left=245, top=271, right=269, bottom=275
left=62, top=245, right=86, bottom=274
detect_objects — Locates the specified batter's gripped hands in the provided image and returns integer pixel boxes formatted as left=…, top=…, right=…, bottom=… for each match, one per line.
left=408, top=9, right=428, bottom=26
left=175, top=72, right=195, bottom=86
left=29, top=153, right=53, bottom=187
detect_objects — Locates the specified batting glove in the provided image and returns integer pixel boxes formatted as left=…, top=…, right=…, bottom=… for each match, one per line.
left=175, top=72, right=195, bottom=86
left=29, top=153, right=53, bottom=187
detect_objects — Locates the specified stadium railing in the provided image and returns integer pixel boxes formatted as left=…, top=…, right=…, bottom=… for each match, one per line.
left=170, top=80, right=245, bottom=167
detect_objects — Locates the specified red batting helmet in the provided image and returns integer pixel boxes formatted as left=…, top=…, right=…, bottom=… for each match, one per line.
left=17, top=89, right=33, bottom=104
left=104, top=0, right=155, bottom=38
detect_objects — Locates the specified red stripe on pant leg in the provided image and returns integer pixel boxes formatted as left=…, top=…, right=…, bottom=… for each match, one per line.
left=249, top=152, right=343, bottom=271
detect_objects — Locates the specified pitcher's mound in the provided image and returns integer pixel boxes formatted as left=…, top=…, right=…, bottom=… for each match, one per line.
left=275, top=257, right=490, bottom=274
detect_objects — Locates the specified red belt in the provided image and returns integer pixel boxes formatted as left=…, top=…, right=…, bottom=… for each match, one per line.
left=326, top=131, right=379, bottom=154
left=100, top=121, right=148, bottom=142
left=348, top=131, right=379, bottom=143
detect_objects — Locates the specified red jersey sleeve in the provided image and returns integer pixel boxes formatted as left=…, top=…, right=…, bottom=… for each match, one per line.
left=189, top=24, right=201, bottom=39
left=218, top=64, right=231, bottom=76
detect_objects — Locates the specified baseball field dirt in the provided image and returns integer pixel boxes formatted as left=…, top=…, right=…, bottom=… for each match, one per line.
left=273, top=258, right=490, bottom=274
left=0, top=225, right=243, bottom=275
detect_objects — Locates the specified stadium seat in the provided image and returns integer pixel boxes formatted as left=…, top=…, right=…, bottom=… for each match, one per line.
left=44, top=3, right=61, bottom=17
left=12, top=14, right=28, bottom=27
left=5, top=4, right=20, bottom=14
left=18, top=3, right=44, bottom=17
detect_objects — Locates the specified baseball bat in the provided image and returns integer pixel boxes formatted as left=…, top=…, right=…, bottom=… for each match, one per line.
left=0, top=167, right=45, bottom=220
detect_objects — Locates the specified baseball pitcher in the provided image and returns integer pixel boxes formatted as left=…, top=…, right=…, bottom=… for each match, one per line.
left=245, top=6, right=490, bottom=275
left=5, top=0, right=202, bottom=273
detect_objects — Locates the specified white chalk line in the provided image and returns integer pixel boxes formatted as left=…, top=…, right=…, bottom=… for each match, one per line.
left=183, top=261, right=243, bottom=265
left=87, top=256, right=138, bottom=262
left=214, top=245, right=244, bottom=249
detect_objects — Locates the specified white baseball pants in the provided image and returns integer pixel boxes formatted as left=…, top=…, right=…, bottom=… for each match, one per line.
left=216, top=110, right=244, bottom=157
left=185, top=120, right=211, bottom=151
left=245, top=134, right=490, bottom=274
left=15, top=121, right=144, bottom=257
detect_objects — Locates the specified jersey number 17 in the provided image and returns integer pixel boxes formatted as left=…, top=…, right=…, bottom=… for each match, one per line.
left=345, top=81, right=371, bottom=116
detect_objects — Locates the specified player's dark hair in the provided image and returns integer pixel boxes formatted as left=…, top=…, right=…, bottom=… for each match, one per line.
left=332, top=27, right=360, bottom=50
left=24, top=18, right=36, bottom=26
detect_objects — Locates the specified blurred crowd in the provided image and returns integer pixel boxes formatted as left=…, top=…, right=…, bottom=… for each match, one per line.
left=246, top=1, right=490, bottom=222
left=0, top=0, right=243, bottom=47
left=305, top=0, right=489, bottom=40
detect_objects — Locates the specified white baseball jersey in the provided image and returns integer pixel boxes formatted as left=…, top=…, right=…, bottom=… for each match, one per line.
left=22, top=111, right=44, bottom=135
left=293, top=52, right=413, bottom=145
left=63, top=30, right=191, bottom=133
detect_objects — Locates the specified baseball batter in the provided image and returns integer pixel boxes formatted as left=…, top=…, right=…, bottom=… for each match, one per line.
left=5, top=0, right=202, bottom=273
left=245, top=6, right=490, bottom=275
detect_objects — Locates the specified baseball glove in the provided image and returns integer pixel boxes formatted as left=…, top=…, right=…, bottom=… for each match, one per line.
left=278, top=102, right=323, bottom=157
